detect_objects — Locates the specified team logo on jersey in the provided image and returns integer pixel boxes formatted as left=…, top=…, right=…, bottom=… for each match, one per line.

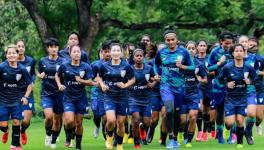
left=205, top=62, right=208, bottom=68
left=195, top=68, right=199, bottom=74
left=120, top=70, right=126, bottom=77
left=16, top=74, right=22, bottom=81
left=260, top=98, right=263, bottom=103
left=29, top=103, right=32, bottom=108
left=145, top=74, right=150, bottom=81
left=3, top=73, right=7, bottom=76
left=250, top=62, right=254, bottom=67
left=26, top=66, right=31, bottom=73
left=56, top=65, right=60, bottom=71
left=177, top=55, right=183, bottom=62
left=79, top=71, right=85, bottom=78
left=244, top=72, right=249, bottom=79
left=43, top=65, right=46, bottom=68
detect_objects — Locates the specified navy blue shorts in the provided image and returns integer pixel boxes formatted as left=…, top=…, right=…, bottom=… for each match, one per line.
left=129, top=104, right=151, bottom=117
left=181, top=93, right=200, bottom=114
left=247, top=92, right=257, bottom=105
left=91, top=98, right=105, bottom=117
left=224, top=101, right=246, bottom=117
left=0, top=103, right=22, bottom=121
left=104, top=99, right=128, bottom=116
left=160, top=87, right=184, bottom=110
left=41, top=93, right=64, bottom=114
left=22, top=97, right=35, bottom=112
left=211, top=92, right=226, bottom=109
left=200, top=89, right=213, bottom=108
left=150, top=96, right=163, bottom=112
left=63, top=95, right=88, bottom=115
left=256, top=91, right=264, bottom=105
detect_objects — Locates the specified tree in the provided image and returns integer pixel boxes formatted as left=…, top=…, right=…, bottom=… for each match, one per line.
left=2, top=0, right=264, bottom=58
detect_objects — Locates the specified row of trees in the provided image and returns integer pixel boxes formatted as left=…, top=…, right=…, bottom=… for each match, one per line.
left=1, top=0, right=264, bottom=60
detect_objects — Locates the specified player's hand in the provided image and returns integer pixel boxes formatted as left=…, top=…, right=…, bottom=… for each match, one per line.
left=116, top=82, right=127, bottom=89
left=58, top=84, right=66, bottom=91
left=227, top=81, right=235, bottom=89
left=21, top=97, right=28, bottom=105
left=38, top=72, right=45, bottom=80
left=101, top=84, right=109, bottom=92
left=75, top=76, right=82, bottom=83
left=217, top=55, right=226, bottom=66
left=154, top=75, right=160, bottom=82
left=176, top=60, right=183, bottom=69
left=243, top=79, right=251, bottom=85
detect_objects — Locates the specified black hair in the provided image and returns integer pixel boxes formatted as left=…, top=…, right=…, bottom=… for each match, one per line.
left=16, top=39, right=25, bottom=45
left=163, top=25, right=176, bottom=38
left=101, top=40, right=112, bottom=50
left=218, top=31, right=233, bottom=41
left=67, top=32, right=80, bottom=41
left=45, top=37, right=59, bottom=47
left=69, top=44, right=81, bottom=54
left=197, top=40, right=208, bottom=46
left=229, top=44, right=245, bottom=54
left=146, top=43, right=157, bottom=59
left=133, top=48, right=144, bottom=56
left=141, top=34, right=151, bottom=41
left=248, top=37, right=259, bottom=45
left=110, top=43, right=122, bottom=51
left=186, top=41, right=196, bottom=47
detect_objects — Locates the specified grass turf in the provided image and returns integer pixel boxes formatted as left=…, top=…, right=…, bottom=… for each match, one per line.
left=1, top=118, right=264, bottom=150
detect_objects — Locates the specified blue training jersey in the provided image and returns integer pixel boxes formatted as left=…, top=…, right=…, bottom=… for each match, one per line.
left=129, top=64, right=154, bottom=106
left=244, top=53, right=259, bottom=94
left=99, top=59, right=134, bottom=102
left=154, top=46, right=194, bottom=94
left=147, top=58, right=160, bottom=97
left=38, top=56, right=64, bottom=96
left=59, top=47, right=90, bottom=64
left=218, top=61, right=257, bottom=106
left=91, top=59, right=105, bottom=102
left=185, top=56, right=207, bottom=95
left=57, top=62, right=93, bottom=101
left=0, top=61, right=32, bottom=107
left=255, top=54, right=264, bottom=93
left=18, top=55, right=35, bottom=98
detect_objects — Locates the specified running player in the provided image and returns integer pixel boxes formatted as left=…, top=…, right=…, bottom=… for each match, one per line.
left=208, top=31, right=234, bottom=144
left=38, top=38, right=64, bottom=148
left=0, top=44, right=32, bottom=150
left=98, top=43, right=135, bottom=150
left=154, top=27, right=194, bottom=149
left=59, top=32, right=89, bottom=63
left=16, top=40, right=36, bottom=145
left=219, top=44, right=257, bottom=148
left=129, top=48, right=156, bottom=148
left=248, top=38, right=264, bottom=136
left=55, top=44, right=96, bottom=150
left=91, top=41, right=111, bottom=139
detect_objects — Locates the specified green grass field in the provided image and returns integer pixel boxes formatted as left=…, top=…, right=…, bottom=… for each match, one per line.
left=1, top=119, right=264, bottom=150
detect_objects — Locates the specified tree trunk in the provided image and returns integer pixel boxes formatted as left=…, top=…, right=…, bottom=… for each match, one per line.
left=18, top=0, right=55, bottom=48
left=75, top=0, right=99, bottom=52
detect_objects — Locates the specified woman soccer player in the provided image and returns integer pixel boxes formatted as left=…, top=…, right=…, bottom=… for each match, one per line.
left=179, top=41, right=207, bottom=147
left=55, top=44, right=96, bottom=150
left=38, top=38, right=64, bottom=148
left=154, top=27, right=194, bottom=149
left=208, top=31, right=234, bottom=144
left=16, top=40, right=35, bottom=145
left=129, top=48, right=156, bottom=148
left=59, top=32, right=89, bottom=64
left=0, top=44, right=32, bottom=150
left=98, top=43, right=135, bottom=150
left=219, top=44, right=256, bottom=148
